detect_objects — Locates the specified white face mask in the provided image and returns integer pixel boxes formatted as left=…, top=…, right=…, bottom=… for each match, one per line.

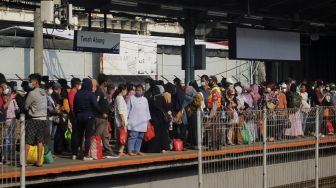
left=78, top=85, right=82, bottom=90
left=48, top=89, right=53, bottom=95
left=201, top=82, right=206, bottom=86
left=282, top=89, right=287, bottom=93
left=145, top=83, right=150, bottom=91
left=266, top=88, right=271, bottom=93
left=3, top=88, right=9, bottom=95
left=28, top=83, right=33, bottom=89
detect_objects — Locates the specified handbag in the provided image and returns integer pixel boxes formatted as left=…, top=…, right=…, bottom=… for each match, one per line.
left=242, top=124, right=251, bottom=145
left=119, top=127, right=128, bottom=145
left=144, top=121, right=155, bottom=142
left=89, top=136, right=103, bottom=160
left=327, top=120, right=334, bottom=135
left=173, top=139, right=184, bottom=151
left=44, top=146, right=54, bottom=164
left=27, top=145, right=45, bottom=164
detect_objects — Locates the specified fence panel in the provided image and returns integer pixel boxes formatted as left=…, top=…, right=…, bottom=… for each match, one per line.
left=265, top=107, right=317, bottom=188
left=318, top=106, right=336, bottom=187
left=202, top=109, right=264, bottom=188
left=199, top=106, right=336, bottom=188
left=0, top=119, right=21, bottom=187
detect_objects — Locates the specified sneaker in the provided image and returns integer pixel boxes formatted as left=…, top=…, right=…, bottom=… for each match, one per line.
left=105, top=152, right=120, bottom=159
left=83, top=156, right=93, bottom=161
left=72, top=155, right=77, bottom=160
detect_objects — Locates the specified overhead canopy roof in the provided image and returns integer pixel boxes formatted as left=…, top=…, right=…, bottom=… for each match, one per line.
left=3, top=0, right=336, bottom=39
left=67, top=0, right=336, bottom=35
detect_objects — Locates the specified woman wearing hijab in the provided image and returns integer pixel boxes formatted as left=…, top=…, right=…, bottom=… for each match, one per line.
left=285, top=84, right=304, bottom=138
left=145, top=85, right=170, bottom=153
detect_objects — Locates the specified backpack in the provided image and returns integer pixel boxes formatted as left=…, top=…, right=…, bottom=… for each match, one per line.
left=291, top=93, right=302, bottom=109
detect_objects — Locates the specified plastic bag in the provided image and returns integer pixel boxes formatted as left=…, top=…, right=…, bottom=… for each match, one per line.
left=119, top=127, right=128, bottom=145
left=144, top=121, right=155, bottom=142
left=242, top=126, right=251, bottom=145
left=27, top=145, right=45, bottom=164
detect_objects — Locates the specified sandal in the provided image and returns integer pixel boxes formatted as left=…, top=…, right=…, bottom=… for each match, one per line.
left=35, top=163, right=43, bottom=167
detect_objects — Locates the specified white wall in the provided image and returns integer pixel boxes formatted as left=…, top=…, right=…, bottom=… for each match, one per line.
left=0, top=47, right=251, bottom=86
left=0, top=47, right=99, bottom=81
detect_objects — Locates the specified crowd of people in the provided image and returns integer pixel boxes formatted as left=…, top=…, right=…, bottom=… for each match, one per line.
left=0, top=72, right=335, bottom=166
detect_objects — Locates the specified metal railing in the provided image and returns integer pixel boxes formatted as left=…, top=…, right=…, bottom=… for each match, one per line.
left=0, top=114, right=25, bottom=188
left=197, top=106, right=336, bottom=188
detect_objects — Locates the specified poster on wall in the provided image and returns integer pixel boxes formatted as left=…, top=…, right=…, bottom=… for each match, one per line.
left=103, top=40, right=157, bottom=75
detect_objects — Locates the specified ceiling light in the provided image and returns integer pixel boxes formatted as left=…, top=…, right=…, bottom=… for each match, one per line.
left=160, top=5, right=183, bottom=11
left=207, top=11, right=227, bottom=17
left=111, top=0, right=138, bottom=7
left=310, top=22, right=325, bottom=27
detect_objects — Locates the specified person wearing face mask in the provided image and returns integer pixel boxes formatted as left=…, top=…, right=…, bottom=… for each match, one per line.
left=126, top=85, right=151, bottom=156
left=113, top=84, right=128, bottom=156
left=94, top=74, right=119, bottom=159
left=25, top=73, right=48, bottom=167
left=299, top=84, right=310, bottom=135
left=199, top=75, right=210, bottom=112
left=208, top=76, right=222, bottom=118
left=261, top=84, right=279, bottom=142
left=0, top=77, right=19, bottom=165
left=313, top=80, right=326, bottom=107
left=45, top=82, right=58, bottom=156
left=285, top=84, right=304, bottom=138
left=73, top=78, right=108, bottom=160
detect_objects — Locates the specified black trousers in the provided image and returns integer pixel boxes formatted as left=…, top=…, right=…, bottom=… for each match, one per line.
left=77, top=117, right=96, bottom=157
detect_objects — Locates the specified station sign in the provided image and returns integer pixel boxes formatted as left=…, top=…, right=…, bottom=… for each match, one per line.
left=74, top=30, right=120, bottom=54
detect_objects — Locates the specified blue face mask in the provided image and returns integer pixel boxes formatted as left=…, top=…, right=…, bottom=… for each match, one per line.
left=135, top=92, right=143, bottom=98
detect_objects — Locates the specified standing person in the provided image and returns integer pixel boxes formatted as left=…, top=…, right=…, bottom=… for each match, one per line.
left=95, top=74, right=119, bottom=158
left=285, top=84, right=304, bottom=138
left=208, top=76, right=223, bottom=148
left=127, top=85, right=151, bottom=156
left=25, top=73, right=48, bottom=167
left=68, top=78, right=81, bottom=160
left=46, top=82, right=58, bottom=155
left=51, top=82, right=65, bottom=154
left=261, top=84, right=279, bottom=142
left=74, top=78, right=107, bottom=161
left=276, top=83, right=288, bottom=140
left=145, top=86, right=171, bottom=153
left=199, top=75, right=210, bottom=112
left=299, top=84, right=310, bottom=134
left=1, top=78, right=18, bottom=164
left=107, top=84, right=116, bottom=141
left=114, top=84, right=128, bottom=156
left=126, top=83, right=135, bottom=103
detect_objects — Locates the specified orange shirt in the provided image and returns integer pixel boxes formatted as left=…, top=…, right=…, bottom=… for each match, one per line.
left=278, top=92, right=287, bottom=109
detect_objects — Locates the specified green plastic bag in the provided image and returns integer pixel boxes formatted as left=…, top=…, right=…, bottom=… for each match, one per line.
left=242, top=127, right=251, bottom=145
left=64, top=128, right=72, bottom=143
left=44, top=146, right=54, bottom=164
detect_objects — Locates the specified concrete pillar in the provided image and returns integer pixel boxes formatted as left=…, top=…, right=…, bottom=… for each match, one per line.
left=34, top=8, right=43, bottom=75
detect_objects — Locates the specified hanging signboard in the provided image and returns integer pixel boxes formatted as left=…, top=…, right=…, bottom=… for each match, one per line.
left=74, top=30, right=120, bottom=54
left=102, top=40, right=157, bottom=75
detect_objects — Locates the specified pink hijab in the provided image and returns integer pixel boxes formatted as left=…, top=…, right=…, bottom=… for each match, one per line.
left=251, top=84, right=261, bottom=102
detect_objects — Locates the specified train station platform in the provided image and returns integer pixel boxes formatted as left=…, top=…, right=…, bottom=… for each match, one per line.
left=1, top=136, right=336, bottom=186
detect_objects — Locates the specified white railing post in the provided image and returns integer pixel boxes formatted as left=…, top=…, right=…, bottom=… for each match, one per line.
left=263, top=107, right=267, bottom=188
left=315, top=106, right=319, bottom=188
left=20, top=114, right=25, bottom=188
left=197, top=109, right=203, bottom=188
